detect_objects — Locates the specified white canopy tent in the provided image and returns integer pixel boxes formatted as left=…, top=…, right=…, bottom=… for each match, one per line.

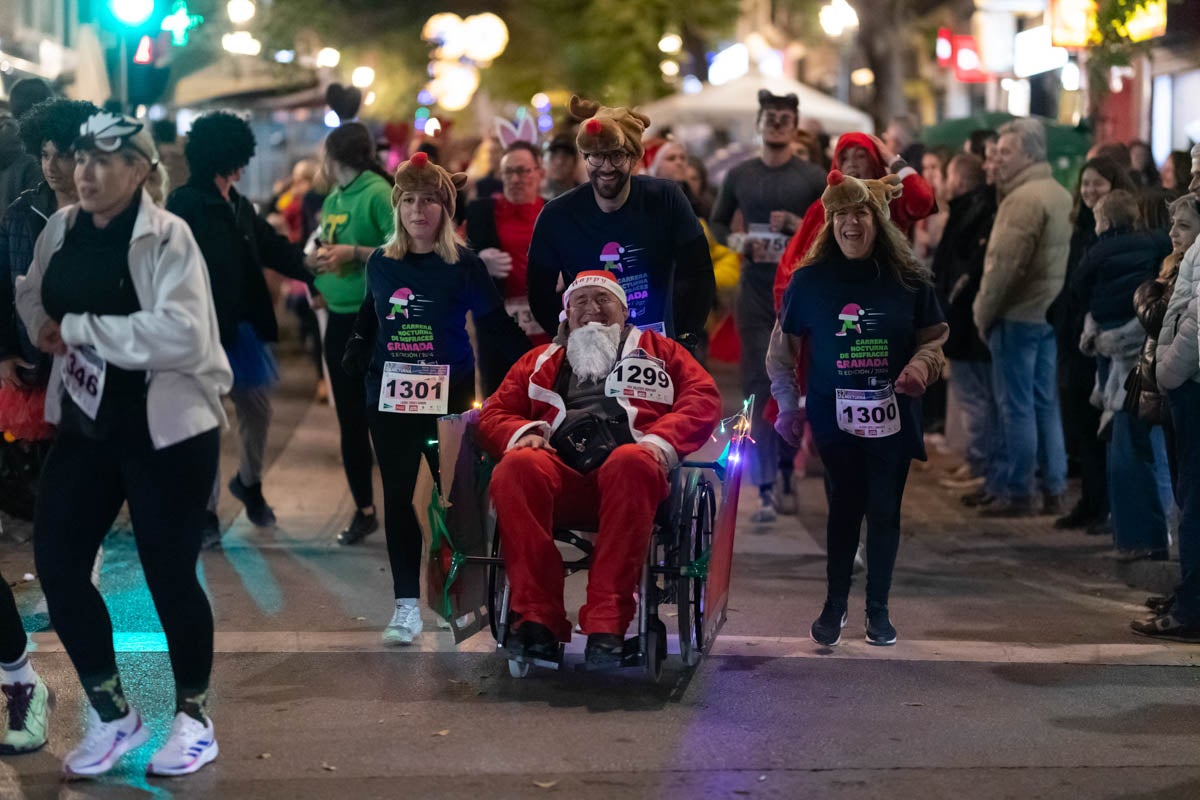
left=637, top=72, right=874, bottom=152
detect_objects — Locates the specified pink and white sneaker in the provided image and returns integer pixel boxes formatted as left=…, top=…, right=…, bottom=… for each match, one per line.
left=63, top=706, right=150, bottom=778
left=147, top=712, right=218, bottom=777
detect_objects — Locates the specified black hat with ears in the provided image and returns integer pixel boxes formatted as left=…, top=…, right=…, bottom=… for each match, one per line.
left=757, top=90, right=799, bottom=118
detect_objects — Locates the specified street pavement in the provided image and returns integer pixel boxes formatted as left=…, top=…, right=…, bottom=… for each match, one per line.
left=0, top=348, right=1197, bottom=800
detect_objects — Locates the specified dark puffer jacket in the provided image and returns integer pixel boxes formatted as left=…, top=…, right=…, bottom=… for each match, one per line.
left=1130, top=266, right=1177, bottom=424
left=1070, top=227, right=1172, bottom=327
left=932, top=184, right=996, bottom=361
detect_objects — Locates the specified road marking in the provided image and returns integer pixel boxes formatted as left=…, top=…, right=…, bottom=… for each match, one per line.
left=27, top=631, right=1200, bottom=667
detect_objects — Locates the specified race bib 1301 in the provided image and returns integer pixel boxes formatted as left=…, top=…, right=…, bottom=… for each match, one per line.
left=835, top=385, right=900, bottom=439
left=605, top=350, right=674, bottom=405
left=61, top=345, right=106, bottom=421
left=378, top=362, right=449, bottom=415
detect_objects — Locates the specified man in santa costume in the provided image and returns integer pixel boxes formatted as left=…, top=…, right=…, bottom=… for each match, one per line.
left=479, top=271, right=721, bottom=667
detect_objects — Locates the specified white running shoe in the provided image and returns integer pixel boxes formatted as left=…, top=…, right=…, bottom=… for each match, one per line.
left=63, top=706, right=150, bottom=778
left=147, top=712, right=218, bottom=777
left=382, top=602, right=423, bottom=645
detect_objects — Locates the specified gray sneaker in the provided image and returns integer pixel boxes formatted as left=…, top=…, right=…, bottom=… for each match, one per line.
left=750, top=492, right=777, bottom=524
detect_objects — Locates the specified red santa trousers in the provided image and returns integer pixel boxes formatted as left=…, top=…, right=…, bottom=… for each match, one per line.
left=489, top=443, right=669, bottom=641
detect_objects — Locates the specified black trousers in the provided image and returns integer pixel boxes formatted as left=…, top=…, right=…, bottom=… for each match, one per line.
left=324, top=311, right=375, bottom=510
left=818, top=442, right=911, bottom=605
left=367, top=380, right=472, bottom=599
left=0, top=573, right=25, bottom=664
left=34, top=426, right=218, bottom=696
left=1059, top=347, right=1108, bottom=516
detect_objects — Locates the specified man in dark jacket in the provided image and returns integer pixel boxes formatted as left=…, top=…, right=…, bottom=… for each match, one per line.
left=933, top=153, right=1004, bottom=507
left=167, top=111, right=316, bottom=545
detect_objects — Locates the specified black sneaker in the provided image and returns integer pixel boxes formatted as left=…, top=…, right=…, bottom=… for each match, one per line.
left=960, top=489, right=996, bottom=508
left=1053, top=502, right=1102, bottom=530
left=980, top=495, right=1037, bottom=518
left=865, top=603, right=897, bottom=646
left=1085, top=516, right=1114, bottom=537
left=584, top=633, right=625, bottom=668
left=516, top=621, right=559, bottom=661
left=337, top=511, right=379, bottom=545
left=200, top=512, right=222, bottom=550
left=229, top=476, right=277, bottom=527
left=810, top=601, right=848, bottom=646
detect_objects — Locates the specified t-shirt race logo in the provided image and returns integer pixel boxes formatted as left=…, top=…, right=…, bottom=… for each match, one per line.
left=836, top=303, right=866, bottom=336
left=387, top=288, right=415, bottom=319
left=595, top=242, right=652, bottom=323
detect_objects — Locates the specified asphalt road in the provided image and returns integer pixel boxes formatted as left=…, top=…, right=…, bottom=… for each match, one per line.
left=0, top=352, right=1196, bottom=800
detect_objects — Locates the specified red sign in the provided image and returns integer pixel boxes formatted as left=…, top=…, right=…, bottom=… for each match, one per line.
left=952, top=35, right=990, bottom=83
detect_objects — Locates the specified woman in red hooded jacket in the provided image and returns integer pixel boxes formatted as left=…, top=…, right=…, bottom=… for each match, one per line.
left=772, top=133, right=936, bottom=311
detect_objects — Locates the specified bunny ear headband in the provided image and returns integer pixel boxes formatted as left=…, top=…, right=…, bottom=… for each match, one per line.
left=494, top=115, right=540, bottom=149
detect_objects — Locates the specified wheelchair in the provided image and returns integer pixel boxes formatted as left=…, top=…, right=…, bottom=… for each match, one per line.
left=428, top=400, right=751, bottom=683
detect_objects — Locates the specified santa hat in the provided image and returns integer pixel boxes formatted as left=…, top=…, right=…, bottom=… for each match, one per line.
left=392, top=152, right=468, bottom=218
left=571, top=96, right=651, bottom=160
left=821, top=169, right=903, bottom=221
left=559, top=270, right=628, bottom=321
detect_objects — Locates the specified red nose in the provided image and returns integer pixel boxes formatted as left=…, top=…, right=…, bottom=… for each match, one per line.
left=410, top=152, right=429, bottom=167
left=585, top=119, right=602, bottom=136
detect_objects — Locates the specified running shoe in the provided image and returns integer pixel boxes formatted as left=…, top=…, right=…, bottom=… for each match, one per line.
left=147, top=712, right=218, bottom=777
left=382, top=602, right=423, bottom=645
left=337, top=510, right=379, bottom=545
left=865, top=603, right=897, bottom=646
left=750, top=492, right=777, bottom=524
left=1130, top=613, right=1200, bottom=642
left=0, top=677, right=49, bottom=754
left=810, top=601, right=848, bottom=646
left=63, top=706, right=150, bottom=778
left=228, top=476, right=277, bottom=528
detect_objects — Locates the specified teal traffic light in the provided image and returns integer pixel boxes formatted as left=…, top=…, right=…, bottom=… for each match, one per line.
left=109, top=0, right=155, bottom=27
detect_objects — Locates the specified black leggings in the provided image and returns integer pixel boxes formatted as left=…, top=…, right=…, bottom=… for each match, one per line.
left=818, top=442, right=911, bottom=606
left=34, top=427, right=219, bottom=699
left=324, top=311, right=375, bottom=510
left=0, top=572, right=26, bottom=664
left=367, top=381, right=471, bottom=599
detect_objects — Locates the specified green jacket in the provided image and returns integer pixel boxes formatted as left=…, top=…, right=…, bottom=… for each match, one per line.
left=317, top=171, right=394, bottom=313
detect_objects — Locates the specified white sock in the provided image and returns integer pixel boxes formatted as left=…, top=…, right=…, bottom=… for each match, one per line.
left=397, top=598, right=419, bottom=608
left=0, top=649, right=38, bottom=686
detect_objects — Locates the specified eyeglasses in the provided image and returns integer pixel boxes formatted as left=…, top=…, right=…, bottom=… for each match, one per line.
left=502, top=167, right=536, bottom=178
left=584, top=151, right=631, bottom=169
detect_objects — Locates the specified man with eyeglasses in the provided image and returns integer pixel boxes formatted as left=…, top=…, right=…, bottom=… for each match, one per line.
left=710, top=90, right=827, bottom=524
left=465, top=140, right=544, bottom=391
left=526, top=97, right=714, bottom=344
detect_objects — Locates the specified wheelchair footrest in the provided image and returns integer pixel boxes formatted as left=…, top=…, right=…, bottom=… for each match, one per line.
left=502, top=641, right=564, bottom=671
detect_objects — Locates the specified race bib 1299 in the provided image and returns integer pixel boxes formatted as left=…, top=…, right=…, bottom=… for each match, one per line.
left=605, top=349, right=674, bottom=405
left=378, top=362, right=449, bottom=415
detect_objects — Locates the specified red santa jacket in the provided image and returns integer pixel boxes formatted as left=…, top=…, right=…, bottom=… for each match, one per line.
left=478, top=326, right=722, bottom=469
left=771, top=132, right=936, bottom=311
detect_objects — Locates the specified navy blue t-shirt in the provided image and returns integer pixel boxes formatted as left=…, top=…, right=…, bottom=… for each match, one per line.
left=365, top=246, right=503, bottom=405
left=781, top=255, right=944, bottom=461
left=526, top=175, right=704, bottom=335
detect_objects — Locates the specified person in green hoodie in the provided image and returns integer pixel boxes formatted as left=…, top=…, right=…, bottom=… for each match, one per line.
left=308, top=123, right=394, bottom=545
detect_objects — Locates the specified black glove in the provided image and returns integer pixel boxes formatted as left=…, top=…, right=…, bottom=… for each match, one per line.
left=341, top=333, right=371, bottom=377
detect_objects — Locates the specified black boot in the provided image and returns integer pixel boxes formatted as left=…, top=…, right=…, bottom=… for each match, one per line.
left=229, top=476, right=277, bottom=527
left=584, top=633, right=625, bottom=668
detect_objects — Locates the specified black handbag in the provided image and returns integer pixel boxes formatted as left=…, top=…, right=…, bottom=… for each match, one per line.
left=550, top=411, right=628, bottom=474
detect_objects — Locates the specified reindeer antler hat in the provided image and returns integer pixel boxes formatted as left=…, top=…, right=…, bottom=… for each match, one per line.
left=570, top=95, right=651, bottom=160
left=821, top=170, right=904, bottom=220
left=392, top=152, right=469, bottom=218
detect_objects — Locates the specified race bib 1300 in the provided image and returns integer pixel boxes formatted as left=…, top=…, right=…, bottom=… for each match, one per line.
left=835, top=385, right=900, bottom=439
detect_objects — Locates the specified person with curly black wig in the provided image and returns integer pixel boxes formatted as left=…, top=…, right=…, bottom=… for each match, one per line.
left=167, top=111, right=317, bottom=547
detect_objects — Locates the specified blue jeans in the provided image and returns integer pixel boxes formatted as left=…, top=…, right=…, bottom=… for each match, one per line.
left=1107, top=410, right=1173, bottom=552
left=987, top=320, right=1068, bottom=499
left=950, top=359, right=1006, bottom=497
left=1166, top=382, right=1200, bottom=625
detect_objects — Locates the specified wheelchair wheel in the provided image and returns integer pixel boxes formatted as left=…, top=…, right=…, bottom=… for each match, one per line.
left=486, top=528, right=505, bottom=643
left=676, top=479, right=715, bottom=667
left=644, top=617, right=667, bottom=683
left=508, top=659, right=531, bottom=679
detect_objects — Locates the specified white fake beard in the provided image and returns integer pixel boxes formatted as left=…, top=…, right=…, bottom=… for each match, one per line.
left=566, top=322, right=622, bottom=383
